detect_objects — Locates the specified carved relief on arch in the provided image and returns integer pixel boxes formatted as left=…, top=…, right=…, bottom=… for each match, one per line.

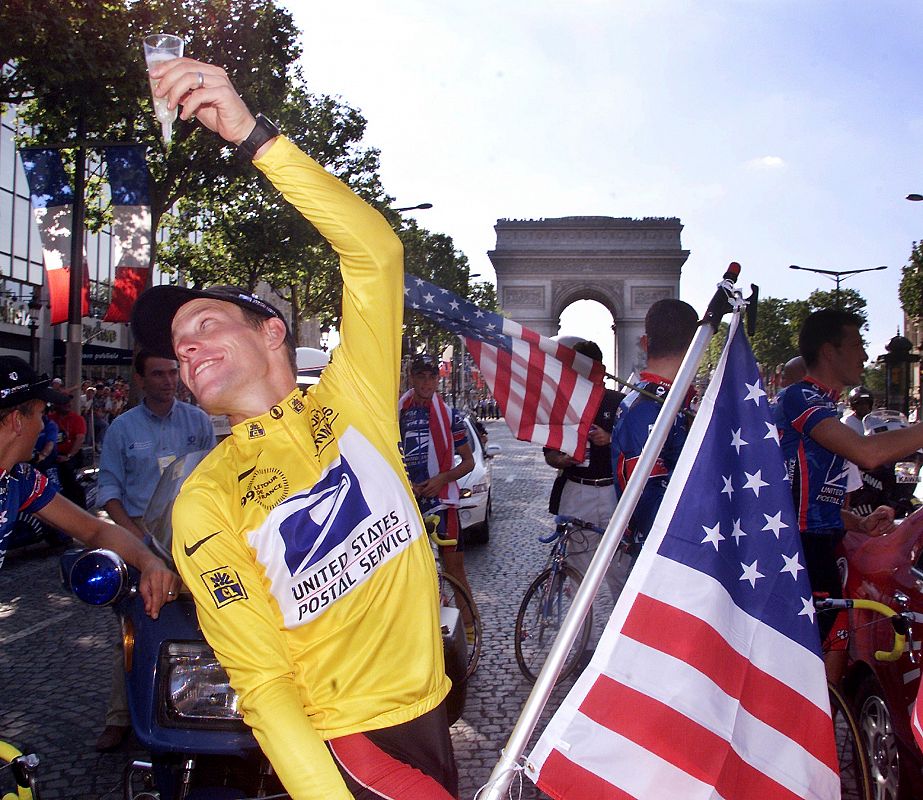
left=551, top=280, right=624, bottom=321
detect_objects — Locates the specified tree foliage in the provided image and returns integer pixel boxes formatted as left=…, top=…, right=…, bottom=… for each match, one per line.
left=747, top=289, right=870, bottom=371
left=899, top=241, right=923, bottom=321
left=1, top=0, right=302, bottom=236
left=1, top=0, right=491, bottom=344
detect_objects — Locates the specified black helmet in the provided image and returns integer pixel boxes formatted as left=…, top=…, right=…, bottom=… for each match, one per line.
left=847, top=385, right=873, bottom=406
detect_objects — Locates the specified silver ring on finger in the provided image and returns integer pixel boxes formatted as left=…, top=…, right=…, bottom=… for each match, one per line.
left=196, top=71, right=204, bottom=89
left=167, top=591, right=176, bottom=596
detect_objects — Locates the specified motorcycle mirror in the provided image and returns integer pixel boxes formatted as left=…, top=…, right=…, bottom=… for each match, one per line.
left=60, top=548, right=129, bottom=606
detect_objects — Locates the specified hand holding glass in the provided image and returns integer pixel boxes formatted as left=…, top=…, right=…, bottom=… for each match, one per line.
left=143, top=34, right=184, bottom=145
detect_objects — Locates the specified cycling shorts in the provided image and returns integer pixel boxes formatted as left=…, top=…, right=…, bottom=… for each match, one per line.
left=328, top=702, right=458, bottom=799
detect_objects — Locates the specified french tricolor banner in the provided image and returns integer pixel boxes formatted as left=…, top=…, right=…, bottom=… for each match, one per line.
left=526, top=314, right=838, bottom=799
left=102, top=146, right=151, bottom=322
left=19, top=148, right=88, bottom=325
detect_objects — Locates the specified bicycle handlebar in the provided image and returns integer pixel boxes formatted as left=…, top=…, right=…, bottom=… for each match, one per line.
left=423, top=515, right=458, bottom=547
left=815, top=598, right=908, bottom=662
left=539, top=515, right=605, bottom=543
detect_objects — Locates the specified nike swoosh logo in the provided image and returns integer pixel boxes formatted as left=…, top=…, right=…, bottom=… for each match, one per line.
left=184, top=530, right=222, bottom=557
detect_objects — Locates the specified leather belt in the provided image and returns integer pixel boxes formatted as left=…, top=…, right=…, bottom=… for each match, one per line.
left=567, top=476, right=614, bottom=487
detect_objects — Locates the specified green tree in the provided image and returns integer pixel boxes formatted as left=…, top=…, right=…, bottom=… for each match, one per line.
left=1, top=0, right=302, bottom=242
left=899, top=241, right=923, bottom=321
left=750, top=296, right=797, bottom=370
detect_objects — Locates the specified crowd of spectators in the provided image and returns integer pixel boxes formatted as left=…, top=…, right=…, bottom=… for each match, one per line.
left=75, top=377, right=131, bottom=451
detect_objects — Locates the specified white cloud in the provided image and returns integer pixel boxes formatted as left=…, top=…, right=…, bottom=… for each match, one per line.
left=746, top=156, right=786, bottom=170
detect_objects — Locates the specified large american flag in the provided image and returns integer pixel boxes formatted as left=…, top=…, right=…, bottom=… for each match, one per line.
left=526, top=313, right=839, bottom=799
left=404, top=275, right=605, bottom=458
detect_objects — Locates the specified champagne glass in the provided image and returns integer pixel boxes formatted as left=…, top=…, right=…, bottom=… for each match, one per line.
left=143, top=34, right=185, bottom=145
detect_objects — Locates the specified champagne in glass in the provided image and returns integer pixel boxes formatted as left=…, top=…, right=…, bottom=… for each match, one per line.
left=143, top=34, right=184, bottom=145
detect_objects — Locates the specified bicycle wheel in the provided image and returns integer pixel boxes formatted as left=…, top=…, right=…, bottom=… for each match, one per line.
left=438, top=572, right=482, bottom=678
left=828, top=682, right=873, bottom=800
left=514, top=565, right=592, bottom=685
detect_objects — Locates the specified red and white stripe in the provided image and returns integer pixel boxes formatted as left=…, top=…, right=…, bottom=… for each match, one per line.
left=466, top=319, right=604, bottom=458
left=527, top=557, right=839, bottom=799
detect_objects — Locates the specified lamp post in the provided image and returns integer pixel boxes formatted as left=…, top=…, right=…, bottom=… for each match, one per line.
left=394, top=202, right=433, bottom=212
left=27, top=289, right=43, bottom=371
left=788, top=264, right=887, bottom=308
left=906, top=194, right=923, bottom=202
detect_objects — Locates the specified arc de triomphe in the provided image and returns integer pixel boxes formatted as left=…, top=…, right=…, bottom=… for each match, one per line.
left=488, top=216, right=690, bottom=380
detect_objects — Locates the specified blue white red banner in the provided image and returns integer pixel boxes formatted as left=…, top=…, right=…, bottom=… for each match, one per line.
left=103, top=146, right=151, bottom=322
left=19, top=148, right=87, bottom=324
left=404, top=275, right=605, bottom=458
left=526, top=313, right=838, bottom=799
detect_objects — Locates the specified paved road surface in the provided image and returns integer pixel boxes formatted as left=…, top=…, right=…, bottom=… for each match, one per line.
left=0, top=419, right=608, bottom=798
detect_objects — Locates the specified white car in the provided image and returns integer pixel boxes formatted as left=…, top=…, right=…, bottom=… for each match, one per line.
left=455, top=416, right=501, bottom=544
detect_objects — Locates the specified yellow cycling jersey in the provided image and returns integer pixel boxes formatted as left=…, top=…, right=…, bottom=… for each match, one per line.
left=171, top=137, right=449, bottom=800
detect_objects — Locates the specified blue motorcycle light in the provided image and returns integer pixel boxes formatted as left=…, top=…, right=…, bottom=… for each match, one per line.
left=67, top=549, right=128, bottom=606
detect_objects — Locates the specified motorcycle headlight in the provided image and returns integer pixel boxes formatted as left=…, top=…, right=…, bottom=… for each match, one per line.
left=60, top=549, right=128, bottom=606
left=158, top=642, right=246, bottom=729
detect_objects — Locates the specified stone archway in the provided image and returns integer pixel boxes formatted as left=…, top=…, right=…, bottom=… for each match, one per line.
left=488, top=216, right=689, bottom=379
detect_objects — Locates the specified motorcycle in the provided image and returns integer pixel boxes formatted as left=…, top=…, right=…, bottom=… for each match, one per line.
left=60, top=450, right=468, bottom=800
left=849, top=409, right=923, bottom=519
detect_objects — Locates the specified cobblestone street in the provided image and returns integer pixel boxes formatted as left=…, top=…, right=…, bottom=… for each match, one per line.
left=0, top=419, right=600, bottom=799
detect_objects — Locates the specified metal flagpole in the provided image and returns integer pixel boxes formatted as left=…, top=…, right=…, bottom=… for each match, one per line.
left=481, top=264, right=743, bottom=799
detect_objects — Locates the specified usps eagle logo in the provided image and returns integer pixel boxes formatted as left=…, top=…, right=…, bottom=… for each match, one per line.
left=277, top=456, right=371, bottom=576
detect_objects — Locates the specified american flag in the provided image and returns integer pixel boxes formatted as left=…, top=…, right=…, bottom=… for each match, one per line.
left=526, top=314, right=839, bottom=799
left=404, top=275, right=605, bottom=458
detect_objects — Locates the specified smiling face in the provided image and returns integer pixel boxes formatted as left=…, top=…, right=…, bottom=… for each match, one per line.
left=410, top=369, right=439, bottom=402
left=171, top=298, right=279, bottom=421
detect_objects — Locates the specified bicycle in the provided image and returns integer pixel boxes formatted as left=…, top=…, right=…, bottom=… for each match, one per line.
left=815, top=596, right=914, bottom=800
left=0, top=739, right=39, bottom=800
left=423, top=506, right=483, bottom=679
left=514, top=514, right=612, bottom=685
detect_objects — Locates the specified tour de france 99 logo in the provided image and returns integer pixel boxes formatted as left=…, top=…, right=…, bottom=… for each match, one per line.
left=241, top=468, right=290, bottom=510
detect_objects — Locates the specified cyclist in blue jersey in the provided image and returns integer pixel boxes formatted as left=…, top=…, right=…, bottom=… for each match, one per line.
left=0, top=356, right=178, bottom=615
left=774, top=310, right=923, bottom=641
left=612, top=299, right=699, bottom=556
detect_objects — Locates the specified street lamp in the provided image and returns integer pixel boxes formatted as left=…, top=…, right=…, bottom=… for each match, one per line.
left=27, top=289, right=42, bottom=371
left=906, top=194, right=923, bottom=202
left=788, top=264, right=887, bottom=308
left=394, top=202, right=433, bottom=212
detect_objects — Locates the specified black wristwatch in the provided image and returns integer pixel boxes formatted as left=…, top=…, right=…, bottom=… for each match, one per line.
left=237, top=113, right=280, bottom=161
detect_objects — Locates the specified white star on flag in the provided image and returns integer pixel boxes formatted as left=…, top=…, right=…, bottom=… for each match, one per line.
left=798, top=596, right=816, bottom=622
left=721, top=475, right=734, bottom=497
left=742, top=469, right=769, bottom=497
left=730, top=428, right=748, bottom=454
left=730, top=518, right=747, bottom=543
left=423, top=292, right=434, bottom=303
left=740, top=559, right=765, bottom=588
left=763, top=421, right=780, bottom=445
left=762, top=510, right=788, bottom=538
left=744, top=380, right=766, bottom=405
left=781, top=552, right=804, bottom=580
left=701, top=522, right=724, bottom=550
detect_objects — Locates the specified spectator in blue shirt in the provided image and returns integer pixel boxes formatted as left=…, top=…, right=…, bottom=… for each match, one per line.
left=95, top=350, right=215, bottom=751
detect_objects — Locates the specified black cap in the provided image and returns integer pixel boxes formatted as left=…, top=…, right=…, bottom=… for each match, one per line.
left=410, top=354, right=439, bottom=375
left=131, top=284, right=287, bottom=360
left=0, top=356, right=70, bottom=409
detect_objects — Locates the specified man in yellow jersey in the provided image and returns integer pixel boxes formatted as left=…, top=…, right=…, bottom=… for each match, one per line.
left=132, top=58, right=457, bottom=800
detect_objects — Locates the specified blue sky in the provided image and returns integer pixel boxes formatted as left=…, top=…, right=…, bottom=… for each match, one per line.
left=283, top=0, right=923, bottom=376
